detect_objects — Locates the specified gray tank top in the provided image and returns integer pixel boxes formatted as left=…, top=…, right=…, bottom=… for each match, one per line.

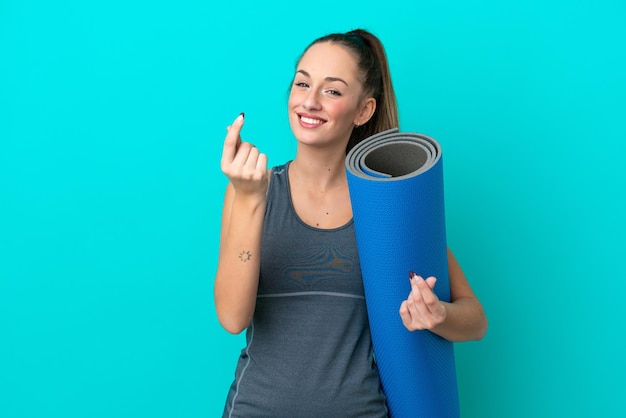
left=222, top=163, right=388, bottom=418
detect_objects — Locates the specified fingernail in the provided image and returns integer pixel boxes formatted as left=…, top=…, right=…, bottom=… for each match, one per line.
left=409, top=271, right=416, bottom=280
left=235, top=112, right=244, bottom=123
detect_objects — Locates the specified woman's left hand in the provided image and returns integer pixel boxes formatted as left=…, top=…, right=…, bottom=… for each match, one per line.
left=399, top=273, right=447, bottom=331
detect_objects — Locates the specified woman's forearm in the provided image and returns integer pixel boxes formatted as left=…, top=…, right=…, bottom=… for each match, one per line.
left=214, top=191, right=266, bottom=334
left=431, top=297, right=488, bottom=342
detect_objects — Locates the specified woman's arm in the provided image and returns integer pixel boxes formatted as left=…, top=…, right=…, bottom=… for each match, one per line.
left=214, top=114, right=268, bottom=334
left=399, top=248, right=488, bottom=342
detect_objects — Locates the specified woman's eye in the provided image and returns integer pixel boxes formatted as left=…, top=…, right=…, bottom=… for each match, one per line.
left=294, top=81, right=309, bottom=88
left=326, top=89, right=342, bottom=96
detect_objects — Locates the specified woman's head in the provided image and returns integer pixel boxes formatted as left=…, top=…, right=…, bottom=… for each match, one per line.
left=289, top=29, right=399, bottom=153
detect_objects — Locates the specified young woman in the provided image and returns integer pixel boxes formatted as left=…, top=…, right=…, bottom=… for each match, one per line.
left=215, top=29, right=487, bottom=417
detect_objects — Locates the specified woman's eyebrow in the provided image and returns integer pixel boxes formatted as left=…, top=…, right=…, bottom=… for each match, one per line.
left=296, top=69, right=349, bottom=86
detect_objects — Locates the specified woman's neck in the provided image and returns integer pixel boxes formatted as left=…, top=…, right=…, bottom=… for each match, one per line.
left=290, top=150, right=347, bottom=193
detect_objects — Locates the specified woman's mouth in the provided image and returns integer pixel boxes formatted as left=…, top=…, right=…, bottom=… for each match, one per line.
left=299, top=115, right=326, bottom=126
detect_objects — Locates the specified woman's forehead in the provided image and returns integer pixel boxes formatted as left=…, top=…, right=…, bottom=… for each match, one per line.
left=297, top=42, right=359, bottom=80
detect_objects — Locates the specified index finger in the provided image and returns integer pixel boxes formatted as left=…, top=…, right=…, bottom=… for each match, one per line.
left=221, top=113, right=244, bottom=164
left=409, top=273, right=437, bottom=297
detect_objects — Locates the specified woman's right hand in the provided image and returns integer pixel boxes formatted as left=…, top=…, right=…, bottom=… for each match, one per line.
left=220, top=113, right=268, bottom=197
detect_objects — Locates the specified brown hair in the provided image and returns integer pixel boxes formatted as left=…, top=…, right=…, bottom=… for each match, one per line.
left=297, top=29, right=400, bottom=152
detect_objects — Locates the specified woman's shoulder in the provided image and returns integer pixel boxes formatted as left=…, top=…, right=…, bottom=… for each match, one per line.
left=266, top=161, right=292, bottom=192
left=269, top=161, right=292, bottom=177
left=271, top=161, right=290, bottom=172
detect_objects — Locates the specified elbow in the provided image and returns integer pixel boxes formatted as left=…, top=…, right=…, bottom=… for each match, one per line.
left=473, top=308, right=489, bottom=341
left=465, top=297, right=488, bottom=341
left=450, top=316, right=487, bottom=342
left=450, top=302, right=488, bottom=342
left=221, top=322, right=248, bottom=335
left=214, top=282, right=254, bottom=334
left=216, top=311, right=251, bottom=335
left=474, top=318, right=488, bottom=341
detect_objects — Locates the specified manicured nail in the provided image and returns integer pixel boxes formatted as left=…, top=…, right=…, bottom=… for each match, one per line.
left=409, top=271, right=416, bottom=280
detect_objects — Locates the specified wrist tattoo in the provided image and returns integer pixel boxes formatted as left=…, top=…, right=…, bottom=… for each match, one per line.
left=239, top=250, right=252, bottom=262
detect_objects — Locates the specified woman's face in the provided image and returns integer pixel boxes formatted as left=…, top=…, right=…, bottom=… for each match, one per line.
left=288, top=42, right=371, bottom=149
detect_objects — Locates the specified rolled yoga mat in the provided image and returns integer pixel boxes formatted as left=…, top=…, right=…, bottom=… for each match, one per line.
left=345, top=128, right=459, bottom=418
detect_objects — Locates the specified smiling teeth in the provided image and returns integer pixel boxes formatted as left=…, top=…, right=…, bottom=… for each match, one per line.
left=301, top=116, right=324, bottom=125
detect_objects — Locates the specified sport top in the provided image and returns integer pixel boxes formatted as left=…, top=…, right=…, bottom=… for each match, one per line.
left=222, top=163, right=388, bottom=417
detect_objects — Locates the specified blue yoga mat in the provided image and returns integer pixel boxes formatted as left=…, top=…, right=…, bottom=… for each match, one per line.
left=345, top=128, right=459, bottom=418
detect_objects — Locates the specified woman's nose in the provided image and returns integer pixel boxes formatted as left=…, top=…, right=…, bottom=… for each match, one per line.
left=303, top=89, right=322, bottom=110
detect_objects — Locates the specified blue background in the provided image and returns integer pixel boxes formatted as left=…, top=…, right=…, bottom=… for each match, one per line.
left=1, top=1, right=625, bottom=417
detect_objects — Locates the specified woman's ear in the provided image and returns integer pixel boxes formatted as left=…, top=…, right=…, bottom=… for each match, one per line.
left=354, top=97, right=376, bottom=127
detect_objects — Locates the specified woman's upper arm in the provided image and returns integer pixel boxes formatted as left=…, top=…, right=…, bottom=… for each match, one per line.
left=447, top=247, right=478, bottom=302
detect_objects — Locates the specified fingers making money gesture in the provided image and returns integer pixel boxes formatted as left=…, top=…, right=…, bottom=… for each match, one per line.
left=399, top=272, right=447, bottom=331
left=221, top=113, right=268, bottom=197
